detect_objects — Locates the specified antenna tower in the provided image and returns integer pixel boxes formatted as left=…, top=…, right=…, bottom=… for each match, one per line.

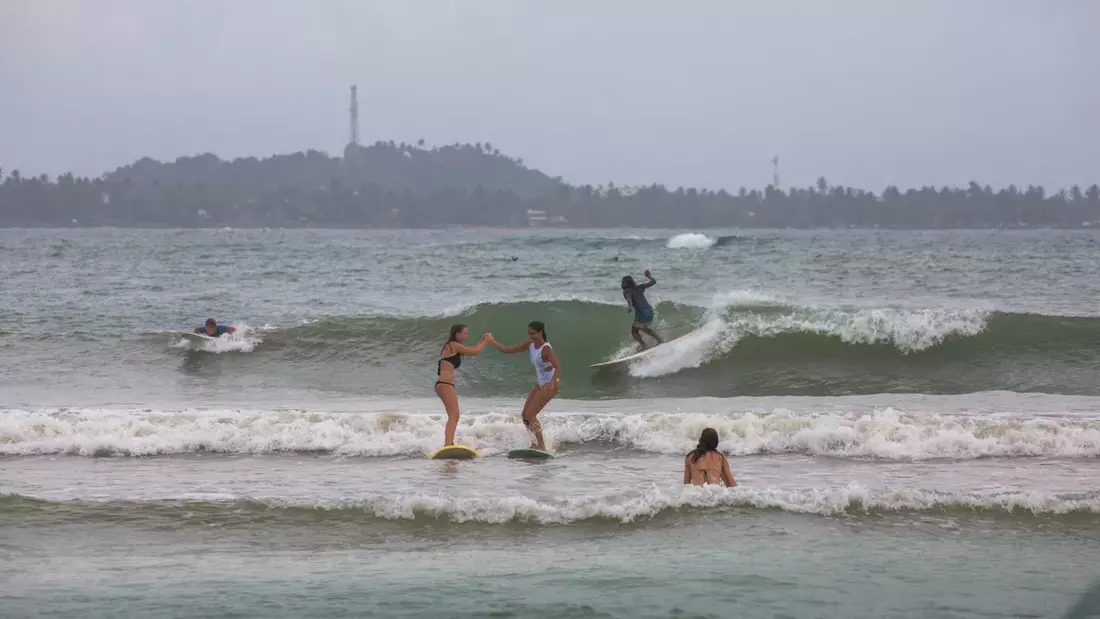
left=349, top=85, right=360, bottom=146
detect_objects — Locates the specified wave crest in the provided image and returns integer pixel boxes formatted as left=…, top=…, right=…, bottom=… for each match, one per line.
left=3, top=408, right=1097, bottom=460
left=4, top=485, right=1098, bottom=525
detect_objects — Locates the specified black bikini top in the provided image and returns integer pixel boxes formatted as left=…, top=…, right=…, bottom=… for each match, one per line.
left=438, top=345, right=462, bottom=375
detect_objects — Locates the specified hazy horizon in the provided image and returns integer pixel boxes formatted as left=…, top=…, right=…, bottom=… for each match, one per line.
left=2, top=0, right=1097, bottom=191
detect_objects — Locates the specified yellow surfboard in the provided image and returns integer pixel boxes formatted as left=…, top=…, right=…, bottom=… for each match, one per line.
left=428, top=445, right=479, bottom=460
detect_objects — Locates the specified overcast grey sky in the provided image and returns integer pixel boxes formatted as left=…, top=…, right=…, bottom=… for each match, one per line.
left=1, top=0, right=1096, bottom=190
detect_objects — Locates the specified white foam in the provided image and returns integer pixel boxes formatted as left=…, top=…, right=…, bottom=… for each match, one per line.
left=666, top=232, right=716, bottom=249
left=629, top=291, right=991, bottom=377
left=2, top=407, right=1096, bottom=460
left=121, top=484, right=1100, bottom=521
left=169, top=322, right=263, bottom=353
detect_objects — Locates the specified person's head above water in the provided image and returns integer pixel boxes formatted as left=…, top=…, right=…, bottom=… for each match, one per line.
left=447, top=324, right=469, bottom=344
left=202, top=318, right=218, bottom=334
left=527, top=321, right=548, bottom=343
left=621, top=275, right=636, bottom=289
left=690, top=427, right=720, bottom=463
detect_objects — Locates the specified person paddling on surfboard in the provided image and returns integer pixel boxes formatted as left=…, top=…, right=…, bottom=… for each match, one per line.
left=435, top=324, right=493, bottom=447
left=622, top=270, right=663, bottom=350
left=195, top=318, right=236, bottom=337
left=489, top=321, right=560, bottom=451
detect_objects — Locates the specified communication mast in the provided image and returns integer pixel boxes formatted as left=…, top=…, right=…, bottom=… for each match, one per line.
left=349, top=85, right=360, bottom=146
left=772, top=155, right=780, bottom=189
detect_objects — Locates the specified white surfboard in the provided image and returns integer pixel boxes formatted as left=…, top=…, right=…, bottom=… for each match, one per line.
left=182, top=332, right=216, bottom=343
left=590, top=335, right=685, bottom=369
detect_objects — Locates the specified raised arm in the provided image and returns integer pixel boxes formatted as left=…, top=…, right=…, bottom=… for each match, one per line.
left=721, top=454, right=737, bottom=487
left=638, top=269, right=657, bottom=290
left=683, top=455, right=692, bottom=485
left=490, top=339, right=529, bottom=354
left=448, top=333, right=492, bottom=356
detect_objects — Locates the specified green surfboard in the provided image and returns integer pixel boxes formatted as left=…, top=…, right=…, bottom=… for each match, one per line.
left=507, top=448, right=555, bottom=459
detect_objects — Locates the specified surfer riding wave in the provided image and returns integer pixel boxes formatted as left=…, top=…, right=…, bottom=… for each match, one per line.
left=622, top=270, right=664, bottom=350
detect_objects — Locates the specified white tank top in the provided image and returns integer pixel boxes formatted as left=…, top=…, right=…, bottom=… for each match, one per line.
left=529, top=342, right=556, bottom=386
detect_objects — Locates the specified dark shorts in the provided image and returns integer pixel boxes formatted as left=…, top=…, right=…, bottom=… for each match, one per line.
left=633, top=307, right=654, bottom=324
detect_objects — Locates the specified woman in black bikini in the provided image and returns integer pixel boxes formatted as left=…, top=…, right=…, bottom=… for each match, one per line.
left=435, top=324, right=492, bottom=446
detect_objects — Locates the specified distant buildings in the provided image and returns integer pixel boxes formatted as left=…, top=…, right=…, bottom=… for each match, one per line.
left=526, top=209, right=567, bottom=227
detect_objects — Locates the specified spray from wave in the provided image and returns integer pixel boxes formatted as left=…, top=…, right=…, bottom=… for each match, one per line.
left=169, top=322, right=264, bottom=353
left=3, top=407, right=1097, bottom=460
left=630, top=295, right=992, bottom=378
left=667, top=233, right=716, bottom=249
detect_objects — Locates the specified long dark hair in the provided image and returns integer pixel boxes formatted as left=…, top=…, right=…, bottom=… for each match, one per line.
left=621, top=275, right=636, bottom=289
left=689, top=428, right=720, bottom=463
left=447, top=323, right=467, bottom=343
left=528, top=320, right=548, bottom=342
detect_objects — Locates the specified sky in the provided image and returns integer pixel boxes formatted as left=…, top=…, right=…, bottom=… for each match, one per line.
left=1, top=0, right=1097, bottom=191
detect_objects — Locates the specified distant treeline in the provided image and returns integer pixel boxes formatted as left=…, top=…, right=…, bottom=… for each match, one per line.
left=1, top=142, right=1098, bottom=228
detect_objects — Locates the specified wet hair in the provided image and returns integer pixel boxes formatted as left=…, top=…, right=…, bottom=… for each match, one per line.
left=205, top=318, right=216, bottom=326
left=447, top=324, right=467, bottom=342
left=689, top=428, right=720, bottom=463
left=528, top=321, right=548, bottom=342
left=621, top=275, right=636, bottom=289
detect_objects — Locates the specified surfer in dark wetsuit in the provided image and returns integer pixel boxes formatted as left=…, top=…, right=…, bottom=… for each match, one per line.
left=195, top=318, right=236, bottom=336
left=621, top=270, right=664, bottom=350
left=434, top=324, right=492, bottom=447
left=683, top=428, right=736, bottom=487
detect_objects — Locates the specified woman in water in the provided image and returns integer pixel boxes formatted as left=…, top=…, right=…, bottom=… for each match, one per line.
left=683, top=428, right=737, bottom=487
left=435, top=324, right=493, bottom=447
left=490, top=321, right=561, bottom=451
left=622, top=269, right=664, bottom=350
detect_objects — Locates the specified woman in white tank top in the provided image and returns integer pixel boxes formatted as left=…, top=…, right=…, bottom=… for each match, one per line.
left=489, top=321, right=561, bottom=450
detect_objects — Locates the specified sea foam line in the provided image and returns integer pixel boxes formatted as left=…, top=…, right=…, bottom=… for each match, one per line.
left=2, top=408, right=1097, bottom=460
left=5, top=484, right=1098, bottom=523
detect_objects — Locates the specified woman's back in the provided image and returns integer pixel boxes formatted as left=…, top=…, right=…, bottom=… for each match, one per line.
left=684, top=451, right=736, bottom=487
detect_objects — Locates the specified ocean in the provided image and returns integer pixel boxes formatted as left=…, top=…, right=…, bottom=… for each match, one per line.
left=2, top=228, right=1099, bottom=618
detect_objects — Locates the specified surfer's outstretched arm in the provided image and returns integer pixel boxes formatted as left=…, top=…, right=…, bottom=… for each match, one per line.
left=490, top=340, right=528, bottom=354
left=449, top=333, right=493, bottom=356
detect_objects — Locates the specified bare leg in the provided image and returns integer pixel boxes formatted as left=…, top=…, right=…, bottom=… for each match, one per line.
left=631, top=326, right=648, bottom=350
left=523, top=381, right=559, bottom=451
left=519, top=386, right=540, bottom=447
left=435, top=383, right=460, bottom=446
left=640, top=325, right=663, bottom=345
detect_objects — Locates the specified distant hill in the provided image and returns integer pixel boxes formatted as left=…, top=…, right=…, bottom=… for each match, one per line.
left=1, top=142, right=1098, bottom=228
left=105, top=141, right=562, bottom=199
